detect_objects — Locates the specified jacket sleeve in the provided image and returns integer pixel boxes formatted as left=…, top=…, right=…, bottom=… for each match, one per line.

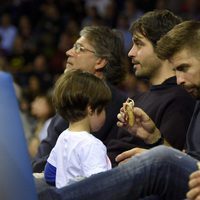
left=158, top=96, right=195, bottom=150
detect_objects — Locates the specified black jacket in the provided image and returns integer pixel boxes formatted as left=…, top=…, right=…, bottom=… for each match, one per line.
left=186, top=101, right=200, bottom=160
left=107, top=77, right=196, bottom=166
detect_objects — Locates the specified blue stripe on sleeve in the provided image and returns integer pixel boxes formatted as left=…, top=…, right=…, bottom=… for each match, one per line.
left=44, top=162, right=56, bottom=186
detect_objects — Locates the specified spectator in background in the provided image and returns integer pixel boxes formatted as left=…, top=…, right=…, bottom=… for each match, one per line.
left=155, top=0, right=168, bottom=10
left=30, top=54, right=53, bottom=91
left=18, top=15, right=37, bottom=56
left=7, top=36, right=35, bottom=88
left=50, top=32, right=73, bottom=74
left=0, top=13, right=17, bottom=54
left=81, top=6, right=103, bottom=27
left=179, top=0, right=200, bottom=20
left=122, top=0, right=143, bottom=26
left=0, top=36, right=7, bottom=57
left=84, top=0, right=111, bottom=18
left=7, top=35, right=29, bottom=74
left=103, top=0, right=118, bottom=28
left=14, top=82, right=33, bottom=142
left=116, top=14, right=132, bottom=53
left=0, top=56, right=8, bottom=71
left=64, top=18, right=80, bottom=43
left=29, top=92, right=55, bottom=159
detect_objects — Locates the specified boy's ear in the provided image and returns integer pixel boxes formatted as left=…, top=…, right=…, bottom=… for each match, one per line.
left=87, top=105, right=93, bottom=116
left=94, top=58, right=108, bottom=78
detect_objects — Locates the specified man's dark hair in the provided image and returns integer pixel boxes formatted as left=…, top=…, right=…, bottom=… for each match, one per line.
left=156, top=20, right=200, bottom=60
left=129, top=9, right=182, bottom=48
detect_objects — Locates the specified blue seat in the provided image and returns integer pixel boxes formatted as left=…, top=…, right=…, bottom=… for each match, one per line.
left=0, top=72, right=37, bottom=200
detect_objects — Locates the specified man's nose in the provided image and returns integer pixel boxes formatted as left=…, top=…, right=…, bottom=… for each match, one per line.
left=176, top=72, right=185, bottom=85
left=66, top=47, right=74, bottom=56
left=128, top=45, right=137, bottom=58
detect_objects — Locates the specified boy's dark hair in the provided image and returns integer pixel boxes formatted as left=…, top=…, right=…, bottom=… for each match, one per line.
left=53, top=69, right=111, bottom=122
left=129, top=9, right=182, bottom=48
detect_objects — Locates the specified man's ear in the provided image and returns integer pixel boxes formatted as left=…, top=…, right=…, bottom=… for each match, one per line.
left=94, top=58, right=108, bottom=78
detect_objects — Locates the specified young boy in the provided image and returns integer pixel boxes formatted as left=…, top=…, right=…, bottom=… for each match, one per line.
left=44, top=69, right=112, bottom=188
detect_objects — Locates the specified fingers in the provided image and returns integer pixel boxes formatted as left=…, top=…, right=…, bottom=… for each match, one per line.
left=187, top=170, right=200, bottom=200
left=133, top=107, right=151, bottom=122
left=190, top=171, right=200, bottom=181
left=189, top=171, right=200, bottom=188
left=117, top=112, right=125, bottom=122
left=123, top=98, right=135, bottom=127
left=117, top=112, right=126, bottom=127
left=117, top=158, right=131, bottom=166
left=118, top=106, right=149, bottom=124
left=187, top=187, right=200, bottom=200
left=115, top=149, right=134, bottom=163
left=115, top=148, right=147, bottom=163
left=116, top=121, right=123, bottom=128
left=117, top=103, right=141, bottom=127
left=117, top=106, right=160, bottom=144
left=117, top=100, right=134, bottom=126
left=117, top=109, right=128, bottom=128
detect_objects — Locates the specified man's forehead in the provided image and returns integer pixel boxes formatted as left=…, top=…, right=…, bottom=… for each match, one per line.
left=76, top=36, right=90, bottom=45
left=133, top=32, right=145, bottom=40
left=169, top=49, right=200, bottom=71
left=169, top=49, right=189, bottom=64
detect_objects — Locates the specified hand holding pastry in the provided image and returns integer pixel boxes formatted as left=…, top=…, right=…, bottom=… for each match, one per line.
left=123, top=98, right=135, bottom=127
left=117, top=103, right=162, bottom=144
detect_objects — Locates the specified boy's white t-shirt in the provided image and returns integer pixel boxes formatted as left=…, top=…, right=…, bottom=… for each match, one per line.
left=47, top=129, right=111, bottom=188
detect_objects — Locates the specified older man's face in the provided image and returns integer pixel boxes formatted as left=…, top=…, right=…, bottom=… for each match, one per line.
left=65, top=36, right=98, bottom=74
left=170, top=49, right=200, bottom=99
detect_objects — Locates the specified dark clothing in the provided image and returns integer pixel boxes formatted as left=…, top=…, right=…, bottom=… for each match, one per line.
left=38, top=146, right=198, bottom=200
left=187, top=100, right=200, bottom=160
left=32, top=84, right=127, bottom=172
left=32, top=114, right=68, bottom=172
left=38, top=102, right=200, bottom=200
left=107, top=77, right=196, bottom=166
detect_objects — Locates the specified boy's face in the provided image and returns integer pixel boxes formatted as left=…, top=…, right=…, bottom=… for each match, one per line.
left=128, top=33, right=162, bottom=79
left=65, top=36, right=98, bottom=75
left=170, top=49, right=200, bottom=99
left=90, top=109, right=106, bottom=132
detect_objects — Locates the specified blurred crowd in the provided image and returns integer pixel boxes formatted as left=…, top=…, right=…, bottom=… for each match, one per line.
left=0, top=0, right=199, bottom=159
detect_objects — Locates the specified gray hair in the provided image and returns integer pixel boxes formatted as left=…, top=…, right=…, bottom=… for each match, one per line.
left=80, top=26, right=126, bottom=85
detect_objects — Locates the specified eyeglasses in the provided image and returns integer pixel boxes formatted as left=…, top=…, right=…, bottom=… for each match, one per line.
left=73, top=43, right=95, bottom=54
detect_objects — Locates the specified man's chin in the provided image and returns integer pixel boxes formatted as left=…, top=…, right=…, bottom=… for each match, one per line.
left=64, top=68, right=68, bottom=73
left=64, top=65, right=73, bottom=73
left=195, top=92, right=200, bottom=100
left=190, top=90, right=200, bottom=99
left=135, top=72, right=149, bottom=79
left=66, top=62, right=73, bottom=68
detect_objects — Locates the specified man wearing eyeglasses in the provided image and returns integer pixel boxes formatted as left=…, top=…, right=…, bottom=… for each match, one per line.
left=32, top=26, right=128, bottom=173
left=38, top=20, right=200, bottom=200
